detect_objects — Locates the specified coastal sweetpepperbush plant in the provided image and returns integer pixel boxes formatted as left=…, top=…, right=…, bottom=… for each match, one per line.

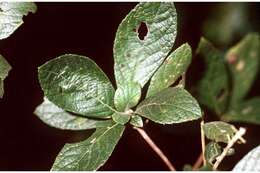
left=33, top=2, right=260, bottom=171
left=34, top=2, right=202, bottom=171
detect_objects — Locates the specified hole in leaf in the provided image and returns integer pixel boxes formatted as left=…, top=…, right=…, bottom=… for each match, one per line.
left=137, top=22, right=148, bottom=40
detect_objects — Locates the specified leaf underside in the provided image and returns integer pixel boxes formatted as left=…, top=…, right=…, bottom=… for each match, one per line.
left=0, top=54, right=11, bottom=98
left=51, top=123, right=125, bottom=171
left=233, top=145, right=260, bottom=171
left=34, top=97, right=114, bottom=130
left=38, top=54, right=115, bottom=118
left=0, top=2, right=37, bottom=40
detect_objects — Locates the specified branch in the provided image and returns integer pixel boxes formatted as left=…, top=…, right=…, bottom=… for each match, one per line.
left=133, top=126, right=176, bottom=171
left=192, top=120, right=206, bottom=170
left=213, top=127, right=246, bottom=170
left=193, top=152, right=203, bottom=171
left=201, top=120, right=206, bottom=166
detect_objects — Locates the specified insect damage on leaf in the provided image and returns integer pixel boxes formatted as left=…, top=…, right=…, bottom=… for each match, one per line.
left=35, top=2, right=203, bottom=171
left=137, top=22, right=148, bottom=40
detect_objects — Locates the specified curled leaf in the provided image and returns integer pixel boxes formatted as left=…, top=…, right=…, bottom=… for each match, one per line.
left=203, top=121, right=237, bottom=143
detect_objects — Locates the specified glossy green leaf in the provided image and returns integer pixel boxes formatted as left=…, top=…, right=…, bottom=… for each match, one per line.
left=113, top=2, right=177, bottom=89
left=0, top=2, right=37, bottom=40
left=233, top=145, right=260, bottom=171
left=51, top=123, right=125, bottom=171
left=130, top=115, right=143, bottom=127
left=196, top=37, right=229, bottom=115
left=136, top=87, right=201, bottom=124
left=114, top=82, right=141, bottom=112
left=147, top=43, right=192, bottom=97
left=226, top=33, right=260, bottom=106
left=0, top=54, right=11, bottom=98
left=222, top=97, right=260, bottom=125
left=112, top=112, right=130, bottom=125
left=205, top=142, right=222, bottom=165
left=34, top=97, right=113, bottom=130
left=203, top=121, right=236, bottom=143
left=38, top=54, right=115, bottom=118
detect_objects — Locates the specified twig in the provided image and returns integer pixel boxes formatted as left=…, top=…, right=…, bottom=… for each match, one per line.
left=201, top=120, right=206, bottom=166
left=193, top=152, right=203, bottom=171
left=133, top=126, right=176, bottom=171
left=192, top=120, right=206, bottom=170
left=213, top=127, right=246, bottom=170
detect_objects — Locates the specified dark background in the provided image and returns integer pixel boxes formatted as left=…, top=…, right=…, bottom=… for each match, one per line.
left=0, top=2, right=260, bottom=171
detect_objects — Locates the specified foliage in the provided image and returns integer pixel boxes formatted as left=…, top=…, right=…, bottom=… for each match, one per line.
left=35, top=2, right=202, bottom=171
left=0, top=2, right=37, bottom=98
left=195, top=32, right=259, bottom=170
left=196, top=33, right=260, bottom=125
left=202, top=3, right=250, bottom=48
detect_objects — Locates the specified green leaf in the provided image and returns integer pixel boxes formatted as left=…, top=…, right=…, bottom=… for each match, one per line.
left=38, top=54, right=115, bottom=118
left=112, top=112, right=130, bottom=125
left=147, top=43, right=192, bottom=97
left=205, top=142, right=222, bottom=165
left=202, top=3, right=250, bottom=47
left=232, top=145, right=260, bottom=171
left=136, top=87, right=201, bottom=124
left=51, top=123, right=125, bottom=171
left=182, top=164, right=193, bottom=171
left=0, top=54, right=11, bottom=98
left=226, top=33, right=260, bottom=106
left=34, top=97, right=114, bottom=130
left=0, top=2, right=37, bottom=40
left=130, top=115, right=143, bottom=127
left=222, top=97, right=260, bottom=125
left=113, top=2, right=177, bottom=89
left=203, top=121, right=237, bottom=143
left=196, top=37, right=229, bottom=115
left=114, top=82, right=141, bottom=112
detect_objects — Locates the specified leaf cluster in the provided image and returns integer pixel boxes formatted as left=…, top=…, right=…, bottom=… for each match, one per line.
left=196, top=33, right=260, bottom=125
left=35, top=2, right=202, bottom=171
